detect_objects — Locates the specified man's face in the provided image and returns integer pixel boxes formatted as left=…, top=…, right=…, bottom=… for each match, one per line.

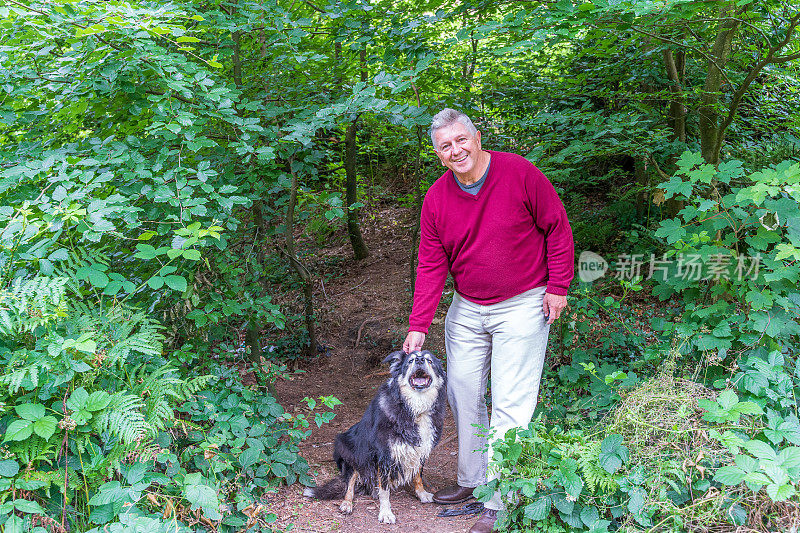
left=433, top=122, right=483, bottom=178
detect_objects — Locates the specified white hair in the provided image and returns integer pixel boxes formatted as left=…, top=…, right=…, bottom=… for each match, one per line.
left=429, top=108, right=478, bottom=148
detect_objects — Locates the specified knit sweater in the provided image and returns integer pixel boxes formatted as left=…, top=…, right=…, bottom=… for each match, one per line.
left=409, top=151, right=574, bottom=334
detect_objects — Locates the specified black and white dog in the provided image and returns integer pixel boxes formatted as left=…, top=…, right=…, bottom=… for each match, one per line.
left=303, top=350, right=447, bottom=524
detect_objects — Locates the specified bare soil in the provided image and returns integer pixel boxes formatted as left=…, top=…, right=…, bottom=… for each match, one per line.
left=268, top=206, right=477, bottom=533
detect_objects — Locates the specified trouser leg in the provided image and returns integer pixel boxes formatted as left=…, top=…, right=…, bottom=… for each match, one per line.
left=444, top=293, right=491, bottom=488
left=484, top=287, right=550, bottom=511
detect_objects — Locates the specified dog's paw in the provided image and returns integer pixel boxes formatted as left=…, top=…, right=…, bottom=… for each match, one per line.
left=339, top=501, right=353, bottom=515
left=416, top=490, right=434, bottom=503
left=378, top=508, right=396, bottom=524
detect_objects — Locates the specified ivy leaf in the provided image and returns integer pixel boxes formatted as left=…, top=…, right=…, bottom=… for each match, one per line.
left=655, top=219, right=686, bottom=244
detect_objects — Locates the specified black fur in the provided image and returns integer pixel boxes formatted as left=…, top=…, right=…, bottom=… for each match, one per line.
left=305, top=350, right=446, bottom=501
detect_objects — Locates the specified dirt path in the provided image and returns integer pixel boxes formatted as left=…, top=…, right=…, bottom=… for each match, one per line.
left=269, top=206, right=478, bottom=533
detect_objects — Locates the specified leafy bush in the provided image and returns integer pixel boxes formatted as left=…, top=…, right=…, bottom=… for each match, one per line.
left=0, top=273, right=335, bottom=531
left=489, top=154, right=800, bottom=531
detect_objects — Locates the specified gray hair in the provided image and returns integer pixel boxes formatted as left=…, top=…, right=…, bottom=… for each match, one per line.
left=430, top=108, right=478, bottom=148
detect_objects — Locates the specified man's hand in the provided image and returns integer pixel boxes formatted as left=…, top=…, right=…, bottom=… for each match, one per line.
left=543, top=293, right=567, bottom=325
left=403, top=331, right=426, bottom=353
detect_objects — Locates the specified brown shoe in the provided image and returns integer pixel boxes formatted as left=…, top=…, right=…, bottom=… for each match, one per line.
left=468, top=509, right=498, bottom=533
left=433, top=485, right=476, bottom=504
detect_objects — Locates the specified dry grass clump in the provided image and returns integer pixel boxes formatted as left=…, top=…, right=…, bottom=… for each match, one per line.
left=604, top=361, right=794, bottom=532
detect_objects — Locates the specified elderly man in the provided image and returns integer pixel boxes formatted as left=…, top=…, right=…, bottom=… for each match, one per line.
left=403, top=108, right=574, bottom=533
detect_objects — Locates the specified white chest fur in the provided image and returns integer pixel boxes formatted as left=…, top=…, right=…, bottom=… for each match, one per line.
left=389, top=412, right=435, bottom=487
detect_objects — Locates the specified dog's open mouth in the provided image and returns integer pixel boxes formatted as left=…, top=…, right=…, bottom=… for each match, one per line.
left=409, top=369, right=432, bottom=389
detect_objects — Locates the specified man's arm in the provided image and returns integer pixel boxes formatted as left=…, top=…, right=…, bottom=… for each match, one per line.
left=405, top=192, right=449, bottom=351
left=525, top=167, right=575, bottom=300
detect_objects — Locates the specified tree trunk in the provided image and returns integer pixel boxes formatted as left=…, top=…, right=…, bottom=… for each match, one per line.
left=345, top=118, right=369, bottom=260
left=286, top=157, right=318, bottom=357
left=663, top=48, right=687, bottom=143
left=409, top=84, right=424, bottom=302
left=698, top=4, right=739, bottom=164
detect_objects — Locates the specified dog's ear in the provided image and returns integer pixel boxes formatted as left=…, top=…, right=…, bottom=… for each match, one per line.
left=383, top=350, right=405, bottom=371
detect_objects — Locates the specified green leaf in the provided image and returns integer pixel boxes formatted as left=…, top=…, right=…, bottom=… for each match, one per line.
left=183, top=249, right=201, bottom=260
left=271, top=462, right=289, bottom=477
left=88, top=269, right=109, bottom=289
left=33, top=417, right=57, bottom=440
left=713, top=465, right=746, bottom=485
left=13, top=499, right=44, bottom=514
left=766, top=482, right=796, bottom=502
left=744, top=440, right=778, bottom=461
left=239, top=447, right=261, bottom=469
left=655, top=219, right=686, bottom=244
left=85, top=391, right=110, bottom=411
left=598, top=452, right=622, bottom=474
left=3, top=420, right=33, bottom=442
left=600, top=434, right=624, bottom=453
left=778, top=447, right=800, bottom=468
left=562, top=471, right=583, bottom=498
left=627, top=487, right=647, bottom=517
left=176, top=36, right=200, bottom=43
left=735, top=401, right=764, bottom=416
left=148, top=276, right=165, bottom=289
left=523, top=495, right=551, bottom=520
left=67, top=387, right=90, bottom=411
left=185, top=482, right=221, bottom=520
left=15, top=403, right=45, bottom=421
left=3, top=515, right=23, bottom=533
left=165, top=275, right=187, bottom=292
left=0, top=460, right=20, bottom=477
left=717, top=390, right=738, bottom=410
left=134, top=244, right=158, bottom=259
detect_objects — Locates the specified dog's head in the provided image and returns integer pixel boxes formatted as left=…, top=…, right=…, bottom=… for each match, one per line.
left=384, top=350, right=445, bottom=393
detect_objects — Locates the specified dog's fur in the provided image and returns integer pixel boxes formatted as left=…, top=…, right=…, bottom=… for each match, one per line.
left=303, top=350, right=446, bottom=524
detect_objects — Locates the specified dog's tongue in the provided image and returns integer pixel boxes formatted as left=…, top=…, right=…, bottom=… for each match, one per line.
left=412, top=377, right=429, bottom=387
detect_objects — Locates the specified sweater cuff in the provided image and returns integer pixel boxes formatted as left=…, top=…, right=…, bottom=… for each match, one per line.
left=408, top=325, right=430, bottom=335
left=546, top=284, right=569, bottom=296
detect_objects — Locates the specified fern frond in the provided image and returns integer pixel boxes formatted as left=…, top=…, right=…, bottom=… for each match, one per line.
left=578, top=440, right=618, bottom=493
left=0, top=276, right=68, bottom=335
left=96, top=392, right=149, bottom=444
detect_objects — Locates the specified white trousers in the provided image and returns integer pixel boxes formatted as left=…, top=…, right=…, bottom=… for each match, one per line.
left=444, top=286, right=550, bottom=511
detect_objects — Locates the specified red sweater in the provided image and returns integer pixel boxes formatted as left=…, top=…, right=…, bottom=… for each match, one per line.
left=409, top=151, right=574, bottom=334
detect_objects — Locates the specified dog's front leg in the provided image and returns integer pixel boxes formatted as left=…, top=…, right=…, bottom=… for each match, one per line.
left=412, top=472, right=434, bottom=503
left=376, top=477, right=396, bottom=524
left=339, top=471, right=359, bottom=514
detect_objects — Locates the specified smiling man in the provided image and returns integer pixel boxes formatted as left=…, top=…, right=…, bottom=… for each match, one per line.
left=403, top=108, right=574, bottom=533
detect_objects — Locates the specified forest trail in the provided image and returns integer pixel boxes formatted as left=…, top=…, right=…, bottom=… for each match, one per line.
left=268, top=205, right=478, bottom=533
